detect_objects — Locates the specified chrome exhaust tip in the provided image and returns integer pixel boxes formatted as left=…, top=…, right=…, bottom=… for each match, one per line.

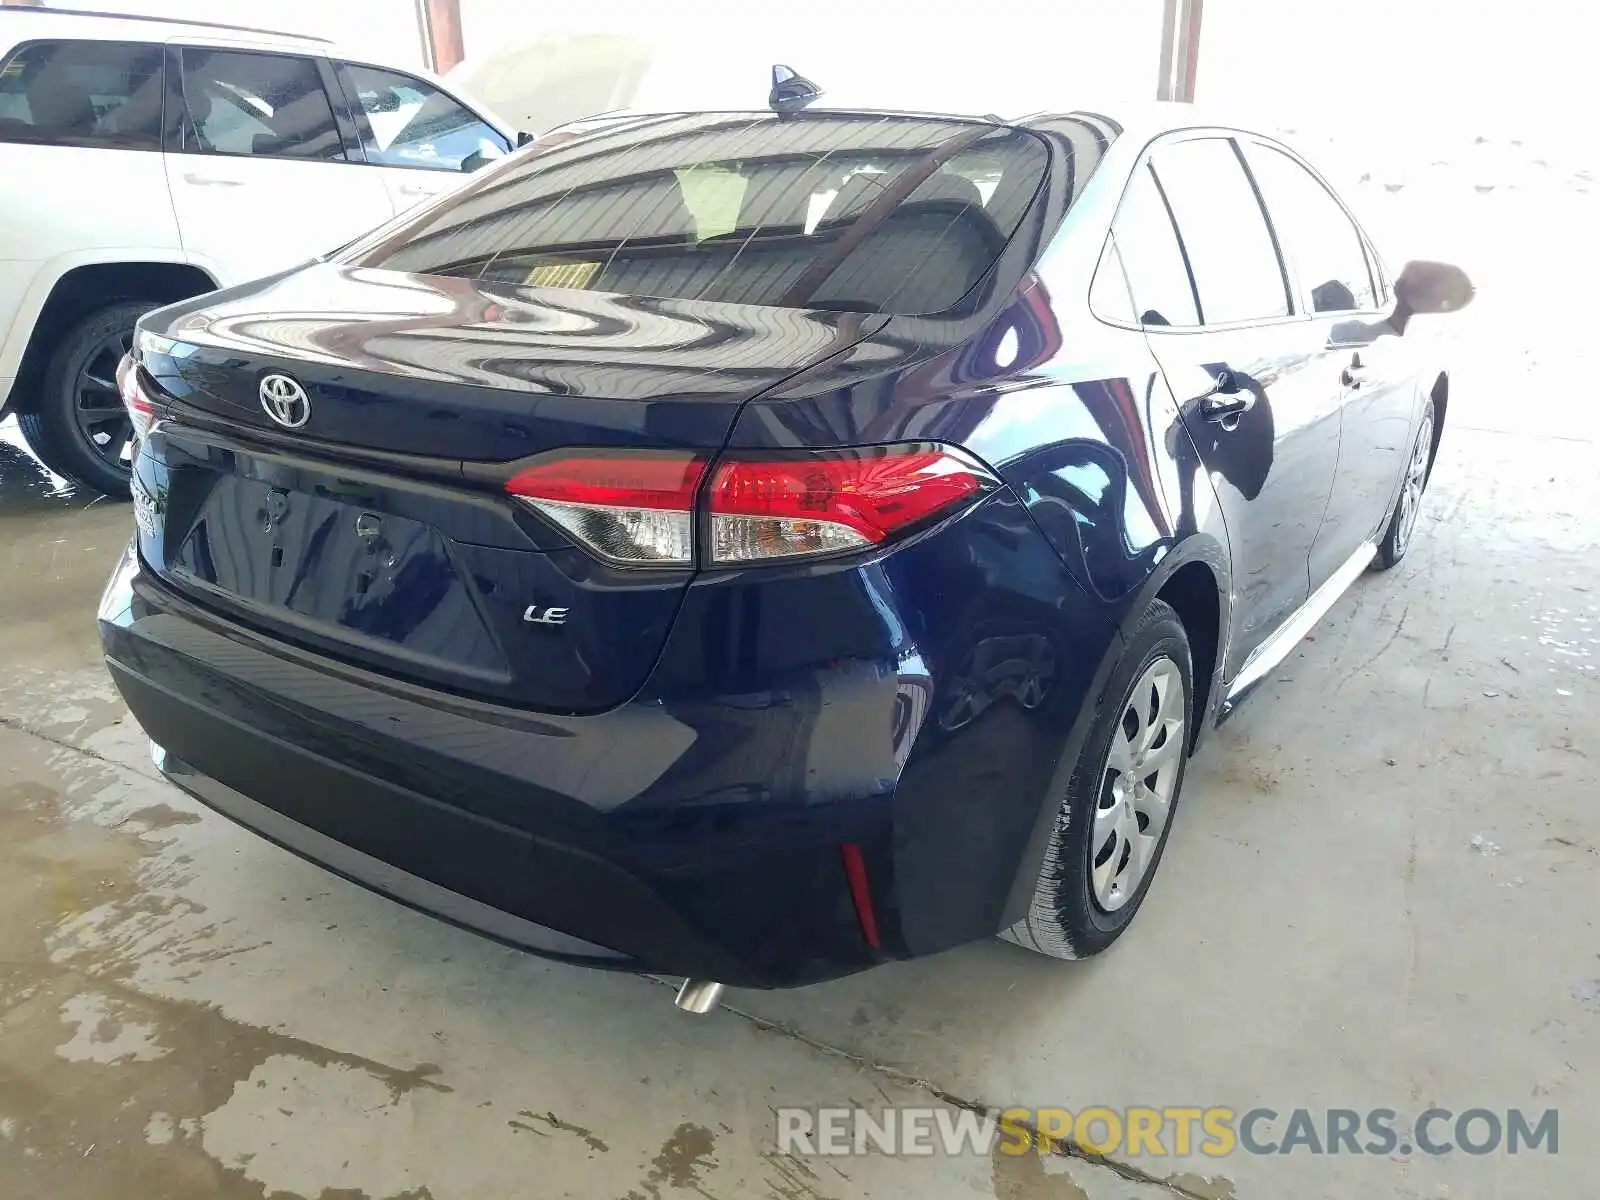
left=673, top=979, right=725, bottom=1014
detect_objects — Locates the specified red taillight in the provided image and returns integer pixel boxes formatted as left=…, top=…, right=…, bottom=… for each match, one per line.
left=506, top=451, right=707, bottom=511
left=839, top=843, right=882, bottom=950
left=116, top=354, right=155, bottom=441
left=504, top=444, right=988, bottom=568
left=708, top=447, right=987, bottom=564
left=505, top=451, right=707, bottom=566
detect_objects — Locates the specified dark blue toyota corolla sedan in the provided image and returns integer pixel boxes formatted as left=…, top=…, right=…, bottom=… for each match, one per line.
left=99, top=96, right=1470, bottom=1008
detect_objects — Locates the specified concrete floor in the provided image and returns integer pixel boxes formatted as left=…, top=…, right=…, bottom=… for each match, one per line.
left=3, top=193, right=1598, bottom=1199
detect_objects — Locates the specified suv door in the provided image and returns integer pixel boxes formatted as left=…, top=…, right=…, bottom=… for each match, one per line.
left=334, top=61, right=510, bottom=214
left=1114, top=135, right=1344, bottom=673
left=164, top=44, right=394, bottom=285
left=0, top=38, right=174, bottom=407
left=1241, top=139, right=1417, bottom=586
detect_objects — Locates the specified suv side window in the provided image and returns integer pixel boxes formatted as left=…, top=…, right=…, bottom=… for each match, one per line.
left=1107, top=162, right=1200, bottom=328
left=0, top=40, right=164, bottom=151
left=1149, top=137, right=1291, bottom=325
left=1244, top=143, right=1376, bottom=313
left=340, top=63, right=508, bottom=172
left=178, top=49, right=346, bottom=162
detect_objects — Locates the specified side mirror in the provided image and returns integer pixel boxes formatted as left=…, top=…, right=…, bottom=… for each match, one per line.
left=517, top=130, right=536, bottom=148
left=1394, top=260, right=1474, bottom=317
left=461, top=142, right=509, bottom=173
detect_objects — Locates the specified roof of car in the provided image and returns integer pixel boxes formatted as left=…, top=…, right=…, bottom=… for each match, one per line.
left=1080, top=100, right=1273, bottom=139
left=537, top=101, right=1268, bottom=152
left=537, top=96, right=1260, bottom=136
left=0, top=6, right=333, bottom=50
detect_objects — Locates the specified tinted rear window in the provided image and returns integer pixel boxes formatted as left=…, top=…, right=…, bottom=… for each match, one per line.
left=343, top=112, right=1049, bottom=316
left=0, top=39, right=164, bottom=150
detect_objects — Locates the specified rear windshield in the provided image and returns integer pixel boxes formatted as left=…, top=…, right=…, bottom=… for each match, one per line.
left=343, top=112, right=1050, bottom=316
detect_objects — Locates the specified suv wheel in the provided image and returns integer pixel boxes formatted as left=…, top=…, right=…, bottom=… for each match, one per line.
left=1002, top=600, right=1193, bottom=959
left=18, top=300, right=151, bottom=499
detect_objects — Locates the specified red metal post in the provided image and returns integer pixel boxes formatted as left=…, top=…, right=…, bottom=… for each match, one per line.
left=1157, top=0, right=1205, bottom=103
left=1181, top=0, right=1204, bottom=102
left=417, top=0, right=466, bottom=74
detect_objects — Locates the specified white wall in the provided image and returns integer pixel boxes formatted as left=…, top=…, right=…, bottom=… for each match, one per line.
left=1203, top=0, right=1597, bottom=140
left=1198, top=0, right=1600, bottom=269
left=83, top=0, right=425, bottom=69
left=79, top=0, right=1600, bottom=137
left=457, top=0, right=1168, bottom=120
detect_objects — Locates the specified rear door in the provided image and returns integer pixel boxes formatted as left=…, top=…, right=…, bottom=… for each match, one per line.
left=333, top=61, right=510, bottom=215
left=1240, top=138, right=1418, bottom=585
left=164, top=43, right=394, bottom=285
left=0, top=37, right=174, bottom=385
left=1116, top=135, right=1344, bottom=671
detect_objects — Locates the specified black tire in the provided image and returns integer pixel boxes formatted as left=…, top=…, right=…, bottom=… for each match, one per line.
left=1372, top=399, right=1437, bottom=571
left=17, top=300, right=151, bottom=499
left=1002, top=600, right=1193, bottom=959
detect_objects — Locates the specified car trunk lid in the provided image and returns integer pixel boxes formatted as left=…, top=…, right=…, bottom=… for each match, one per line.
left=131, top=263, right=886, bottom=712
left=139, top=262, right=884, bottom=460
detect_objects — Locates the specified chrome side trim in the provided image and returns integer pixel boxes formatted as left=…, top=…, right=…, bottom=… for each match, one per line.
left=1226, top=540, right=1377, bottom=702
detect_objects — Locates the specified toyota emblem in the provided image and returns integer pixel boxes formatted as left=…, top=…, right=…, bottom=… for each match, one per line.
left=259, top=374, right=311, bottom=429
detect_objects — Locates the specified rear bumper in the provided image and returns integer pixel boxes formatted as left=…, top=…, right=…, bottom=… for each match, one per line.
left=99, top=546, right=897, bottom=988
left=150, top=742, right=631, bottom=965
left=101, top=476, right=1118, bottom=987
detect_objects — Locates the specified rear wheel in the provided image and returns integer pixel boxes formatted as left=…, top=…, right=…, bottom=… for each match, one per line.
left=1002, top=600, right=1193, bottom=959
left=17, top=300, right=149, bottom=499
left=1373, top=401, right=1436, bottom=570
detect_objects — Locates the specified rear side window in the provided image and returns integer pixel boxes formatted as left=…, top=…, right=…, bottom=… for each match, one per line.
left=1108, top=163, right=1200, bottom=328
left=0, top=40, right=164, bottom=151
left=345, top=112, right=1050, bottom=317
left=1149, top=137, right=1290, bottom=325
left=1088, top=238, right=1138, bottom=326
left=178, top=49, right=345, bottom=162
left=1243, top=143, right=1376, bottom=313
left=341, top=63, right=509, bottom=172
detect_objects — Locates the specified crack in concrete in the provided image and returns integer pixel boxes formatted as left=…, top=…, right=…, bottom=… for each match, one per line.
left=17, top=960, right=454, bottom=1103
left=0, top=712, right=140, bottom=773
left=12, top=710, right=1229, bottom=1199
left=643, top=977, right=1229, bottom=1200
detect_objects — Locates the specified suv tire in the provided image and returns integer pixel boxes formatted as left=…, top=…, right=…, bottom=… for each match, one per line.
left=18, top=300, right=151, bottom=498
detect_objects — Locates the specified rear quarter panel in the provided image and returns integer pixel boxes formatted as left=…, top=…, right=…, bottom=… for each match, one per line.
left=710, top=159, right=1233, bottom=949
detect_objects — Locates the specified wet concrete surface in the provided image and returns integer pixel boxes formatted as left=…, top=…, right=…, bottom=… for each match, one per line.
left=2, top=187, right=1598, bottom=1199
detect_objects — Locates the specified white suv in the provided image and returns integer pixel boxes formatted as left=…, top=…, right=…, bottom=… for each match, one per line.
left=0, top=7, right=516, bottom=495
